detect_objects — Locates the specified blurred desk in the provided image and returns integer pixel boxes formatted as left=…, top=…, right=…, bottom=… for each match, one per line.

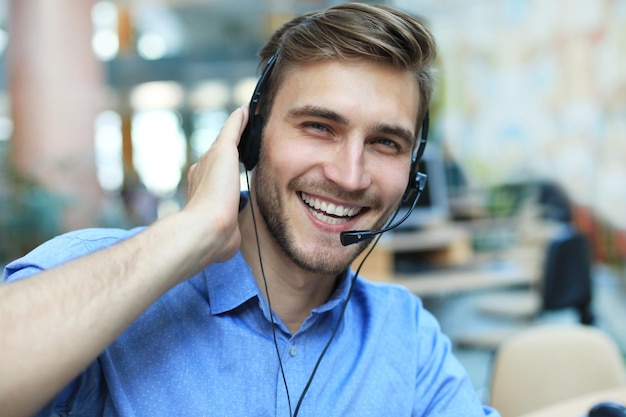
left=390, top=260, right=534, bottom=297
left=353, top=223, right=473, bottom=280
left=354, top=223, right=542, bottom=297
left=517, top=386, right=626, bottom=417
left=356, top=258, right=536, bottom=297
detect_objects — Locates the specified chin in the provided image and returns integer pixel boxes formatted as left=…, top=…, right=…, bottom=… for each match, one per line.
left=291, top=237, right=364, bottom=276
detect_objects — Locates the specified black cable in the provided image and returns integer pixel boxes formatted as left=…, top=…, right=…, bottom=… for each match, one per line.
left=245, top=171, right=293, bottom=417
left=246, top=170, right=398, bottom=417
left=292, top=229, right=384, bottom=417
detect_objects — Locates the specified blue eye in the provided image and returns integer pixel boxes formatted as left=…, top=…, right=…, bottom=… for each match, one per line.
left=306, top=122, right=330, bottom=132
left=378, top=138, right=397, bottom=147
left=374, top=137, right=402, bottom=152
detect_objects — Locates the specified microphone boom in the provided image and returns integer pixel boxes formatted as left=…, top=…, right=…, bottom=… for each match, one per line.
left=340, top=173, right=427, bottom=246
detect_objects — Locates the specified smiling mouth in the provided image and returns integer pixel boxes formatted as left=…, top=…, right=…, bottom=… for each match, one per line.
left=300, top=192, right=363, bottom=225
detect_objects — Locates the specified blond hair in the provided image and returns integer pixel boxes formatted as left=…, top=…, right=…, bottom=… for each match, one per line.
left=258, top=2, right=437, bottom=131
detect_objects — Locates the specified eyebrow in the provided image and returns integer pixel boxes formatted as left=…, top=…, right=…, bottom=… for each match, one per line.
left=287, top=105, right=416, bottom=148
left=372, top=122, right=416, bottom=149
left=287, top=105, right=350, bottom=126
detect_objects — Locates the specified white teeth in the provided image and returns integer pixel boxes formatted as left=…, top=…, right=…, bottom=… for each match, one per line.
left=311, top=210, right=342, bottom=224
left=300, top=193, right=362, bottom=221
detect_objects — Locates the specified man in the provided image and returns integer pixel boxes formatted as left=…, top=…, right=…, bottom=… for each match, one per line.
left=0, top=3, right=499, bottom=416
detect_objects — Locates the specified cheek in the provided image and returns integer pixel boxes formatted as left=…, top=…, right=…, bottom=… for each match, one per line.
left=262, top=134, right=319, bottom=179
left=261, top=141, right=301, bottom=182
left=372, top=159, right=411, bottom=205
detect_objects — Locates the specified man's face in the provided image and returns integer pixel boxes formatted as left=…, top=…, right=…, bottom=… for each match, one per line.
left=252, top=60, right=421, bottom=276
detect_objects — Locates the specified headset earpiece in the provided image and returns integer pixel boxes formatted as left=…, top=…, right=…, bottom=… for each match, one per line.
left=239, top=55, right=278, bottom=171
left=401, top=110, right=429, bottom=204
left=239, top=115, right=263, bottom=171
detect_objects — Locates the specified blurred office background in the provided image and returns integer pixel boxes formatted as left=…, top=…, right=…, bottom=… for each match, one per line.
left=1, top=0, right=625, bottom=403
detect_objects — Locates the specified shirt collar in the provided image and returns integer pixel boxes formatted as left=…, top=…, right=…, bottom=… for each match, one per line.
left=201, top=252, right=355, bottom=316
left=312, top=269, right=354, bottom=314
left=203, top=191, right=355, bottom=316
left=202, top=251, right=260, bottom=315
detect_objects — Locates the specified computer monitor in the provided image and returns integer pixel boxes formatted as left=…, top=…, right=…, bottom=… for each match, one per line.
left=393, top=152, right=450, bottom=231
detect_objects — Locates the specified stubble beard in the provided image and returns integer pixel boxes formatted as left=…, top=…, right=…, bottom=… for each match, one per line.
left=252, top=158, right=393, bottom=276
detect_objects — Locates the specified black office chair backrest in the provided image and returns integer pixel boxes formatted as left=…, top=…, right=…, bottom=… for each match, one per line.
left=542, top=225, right=593, bottom=323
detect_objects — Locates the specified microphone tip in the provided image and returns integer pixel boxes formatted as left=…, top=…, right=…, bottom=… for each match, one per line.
left=340, top=231, right=373, bottom=246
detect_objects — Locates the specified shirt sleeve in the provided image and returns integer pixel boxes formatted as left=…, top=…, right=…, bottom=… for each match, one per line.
left=3, top=227, right=144, bottom=283
left=412, top=302, right=501, bottom=417
left=2, top=228, right=142, bottom=416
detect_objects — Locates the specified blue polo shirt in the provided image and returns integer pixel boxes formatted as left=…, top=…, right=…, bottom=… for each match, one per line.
left=4, top=227, right=499, bottom=417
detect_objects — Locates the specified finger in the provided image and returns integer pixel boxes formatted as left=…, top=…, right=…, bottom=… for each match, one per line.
left=186, top=162, right=198, bottom=195
left=215, top=106, right=248, bottom=147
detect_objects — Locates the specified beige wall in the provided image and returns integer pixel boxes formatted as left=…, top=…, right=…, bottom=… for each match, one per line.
left=7, top=0, right=104, bottom=230
left=399, top=0, right=626, bottom=231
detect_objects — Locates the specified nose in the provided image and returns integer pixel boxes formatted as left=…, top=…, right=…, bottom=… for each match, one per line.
left=322, top=140, right=372, bottom=192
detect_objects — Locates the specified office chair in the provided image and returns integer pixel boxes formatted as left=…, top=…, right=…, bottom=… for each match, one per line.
left=489, top=324, right=626, bottom=417
left=477, top=223, right=594, bottom=323
left=453, top=224, right=594, bottom=349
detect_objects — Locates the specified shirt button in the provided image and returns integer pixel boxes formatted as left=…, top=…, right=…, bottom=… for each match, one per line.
left=289, top=345, right=297, bottom=357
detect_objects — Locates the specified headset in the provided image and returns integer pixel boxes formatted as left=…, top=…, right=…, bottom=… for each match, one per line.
left=238, top=54, right=278, bottom=171
left=239, top=54, right=430, bottom=416
left=238, top=54, right=430, bottom=245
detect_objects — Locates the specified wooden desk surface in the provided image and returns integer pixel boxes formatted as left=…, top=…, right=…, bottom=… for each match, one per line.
left=359, top=245, right=542, bottom=297
left=358, top=261, right=531, bottom=297
left=376, top=224, right=470, bottom=251
left=390, top=261, right=534, bottom=297
left=353, top=222, right=547, bottom=297
left=517, top=386, right=626, bottom=417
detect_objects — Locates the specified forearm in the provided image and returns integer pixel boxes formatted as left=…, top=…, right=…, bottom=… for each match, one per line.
left=0, top=106, right=245, bottom=417
left=0, top=210, right=219, bottom=417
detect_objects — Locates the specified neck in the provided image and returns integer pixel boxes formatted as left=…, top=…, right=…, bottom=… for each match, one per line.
left=238, top=202, right=339, bottom=334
